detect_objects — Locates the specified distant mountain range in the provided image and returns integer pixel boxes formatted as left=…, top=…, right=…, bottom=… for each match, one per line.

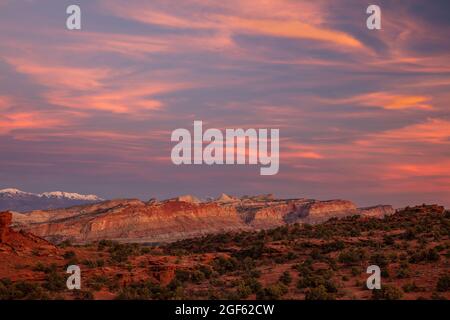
left=0, top=188, right=104, bottom=212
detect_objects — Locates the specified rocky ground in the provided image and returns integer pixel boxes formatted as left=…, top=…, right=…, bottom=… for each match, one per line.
left=0, top=204, right=449, bottom=300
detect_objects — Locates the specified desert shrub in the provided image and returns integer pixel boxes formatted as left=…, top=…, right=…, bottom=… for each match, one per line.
left=256, top=283, right=288, bottom=300
left=211, top=256, right=239, bottom=275
left=116, top=281, right=172, bottom=300
left=33, top=262, right=60, bottom=274
left=327, top=257, right=338, bottom=271
left=44, top=269, right=66, bottom=292
left=370, top=253, right=389, bottom=268
left=243, top=277, right=262, bottom=294
left=294, top=259, right=313, bottom=275
left=33, top=262, right=48, bottom=272
left=338, top=248, right=366, bottom=265
left=236, top=282, right=252, bottom=299
left=210, top=278, right=224, bottom=287
left=197, top=265, right=213, bottom=279
left=402, top=282, right=420, bottom=293
left=73, top=290, right=94, bottom=300
left=436, top=274, right=450, bottom=292
left=97, top=239, right=117, bottom=251
left=351, top=267, right=361, bottom=276
left=431, top=292, right=447, bottom=300
left=409, top=248, right=440, bottom=263
left=83, top=259, right=105, bottom=268
left=0, top=280, right=50, bottom=300
left=321, top=240, right=345, bottom=253
left=305, top=285, right=334, bottom=300
left=234, top=242, right=266, bottom=259
left=396, top=268, right=410, bottom=279
left=426, top=248, right=440, bottom=261
left=190, top=270, right=206, bottom=284
left=63, top=251, right=76, bottom=260
left=240, top=257, right=256, bottom=272
left=279, top=271, right=292, bottom=285
left=174, top=269, right=191, bottom=283
left=297, top=271, right=337, bottom=294
left=89, top=275, right=109, bottom=291
left=402, top=228, right=417, bottom=240
left=383, top=235, right=395, bottom=246
left=247, top=269, right=262, bottom=279
left=388, top=252, right=398, bottom=262
left=109, top=243, right=139, bottom=263
left=372, top=285, right=403, bottom=300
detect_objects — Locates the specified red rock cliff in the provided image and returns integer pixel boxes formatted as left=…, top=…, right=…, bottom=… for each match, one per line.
left=0, top=211, right=12, bottom=243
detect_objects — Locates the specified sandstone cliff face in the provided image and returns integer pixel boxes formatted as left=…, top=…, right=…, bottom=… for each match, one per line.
left=0, top=211, right=56, bottom=252
left=0, top=211, right=12, bottom=243
left=359, top=205, right=395, bottom=217
left=13, top=197, right=394, bottom=244
left=22, top=200, right=251, bottom=244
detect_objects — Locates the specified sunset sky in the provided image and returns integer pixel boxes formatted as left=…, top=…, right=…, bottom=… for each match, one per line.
left=0, top=0, right=449, bottom=207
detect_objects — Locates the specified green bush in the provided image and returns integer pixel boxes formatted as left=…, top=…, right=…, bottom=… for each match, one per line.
left=63, top=251, right=76, bottom=260
left=409, top=248, right=440, bottom=263
left=44, top=269, right=66, bottom=292
left=279, top=271, right=292, bottom=285
left=256, top=283, right=288, bottom=300
left=0, top=279, right=50, bottom=300
left=436, top=274, right=450, bottom=292
left=338, top=249, right=366, bottom=265
left=372, top=285, right=403, bottom=300
left=402, top=282, right=420, bottom=293
left=370, top=253, right=389, bottom=268
left=305, top=285, right=334, bottom=300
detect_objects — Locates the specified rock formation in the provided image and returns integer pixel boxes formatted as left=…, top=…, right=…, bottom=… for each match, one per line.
left=0, top=211, right=12, bottom=243
left=359, top=205, right=395, bottom=218
left=174, top=195, right=201, bottom=204
left=215, top=193, right=238, bottom=203
left=12, top=195, right=395, bottom=244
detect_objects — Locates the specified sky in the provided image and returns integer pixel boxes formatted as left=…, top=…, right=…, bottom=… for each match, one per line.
left=0, top=0, right=449, bottom=207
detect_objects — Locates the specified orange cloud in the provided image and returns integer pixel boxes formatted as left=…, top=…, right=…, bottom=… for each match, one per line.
left=282, top=143, right=324, bottom=162
left=0, top=112, right=66, bottom=135
left=4, top=55, right=191, bottom=114
left=221, top=16, right=363, bottom=48
left=389, top=162, right=450, bottom=178
left=62, top=32, right=171, bottom=59
left=0, top=96, right=12, bottom=110
left=5, top=57, right=112, bottom=91
left=45, top=82, right=189, bottom=114
left=102, top=0, right=364, bottom=50
left=322, top=92, right=433, bottom=110
left=373, top=118, right=450, bottom=144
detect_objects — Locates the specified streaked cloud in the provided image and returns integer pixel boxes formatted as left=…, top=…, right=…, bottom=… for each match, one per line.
left=0, top=0, right=449, bottom=207
left=322, top=92, right=434, bottom=110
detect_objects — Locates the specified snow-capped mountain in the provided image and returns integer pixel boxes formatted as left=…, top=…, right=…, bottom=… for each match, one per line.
left=0, top=188, right=34, bottom=197
left=40, top=191, right=102, bottom=201
left=0, top=188, right=104, bottom=212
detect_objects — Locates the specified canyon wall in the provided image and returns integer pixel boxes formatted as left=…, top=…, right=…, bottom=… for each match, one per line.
left=12, top=196, right=394, bottom=244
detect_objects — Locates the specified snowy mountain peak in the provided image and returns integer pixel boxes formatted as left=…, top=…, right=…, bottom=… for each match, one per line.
left=0, top=188, right=105, bottom=212
left=40, top=191, right=103, bottom=201
left=0, top=188, right=33, bottom=196
left=0, top=188, right=103, bottom=201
